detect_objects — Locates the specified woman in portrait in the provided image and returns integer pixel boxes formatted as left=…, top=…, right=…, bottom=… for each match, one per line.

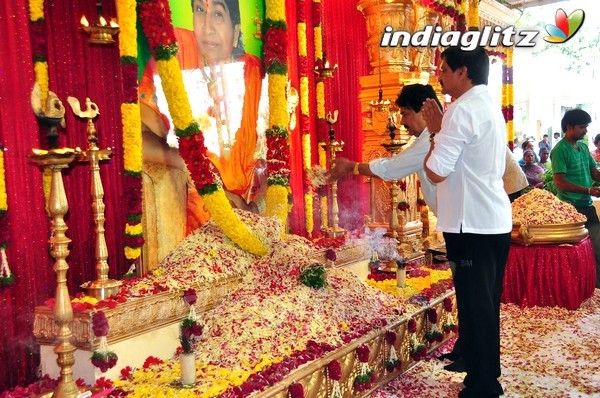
left=139, top=0, right=267, bottom=231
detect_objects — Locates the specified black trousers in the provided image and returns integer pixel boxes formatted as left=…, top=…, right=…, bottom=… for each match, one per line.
left=444, top=231, right=511, bottom=396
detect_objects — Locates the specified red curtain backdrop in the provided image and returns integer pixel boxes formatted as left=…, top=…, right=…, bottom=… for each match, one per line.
left=285, top=0, right=369, bottom=236
left=0, top=0, right=128, bottom=390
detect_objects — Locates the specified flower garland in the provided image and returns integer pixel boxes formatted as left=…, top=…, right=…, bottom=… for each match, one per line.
left=265, top=125, right=291, bottom=231
left=353, top=344, right=376, bottom=392
left=425, top=307, right=443, bottom=343
left=313, top=0, right=328, bottom=233
left=116, top=0, right=144, bottom=273
left=91, top=311, right=119, bottom=372
left=288, top=382, right=305, bottom=398
left=383, top=330, right=401, bottom=372
left=408, top=317, right=427, bottom=361
left=420, top=0, right=467, bottom=32
left=263, top=0, right=292, bottom=230
left=327, top=359, right=343, bottom=398
left=0, top=145, right=12, bottom=288
left=137, top=0, right=267, bottom=256
left=468, top=0, right=479, bottom=29
left=297, top=0, right=314, bottom=237
left=503, top=48, right=514, bottom=147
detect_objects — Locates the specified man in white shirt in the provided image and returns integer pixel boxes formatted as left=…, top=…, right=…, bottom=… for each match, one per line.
left=327, top=84, right=442, bottom=214
left=423, top=46, right=511, bottom=398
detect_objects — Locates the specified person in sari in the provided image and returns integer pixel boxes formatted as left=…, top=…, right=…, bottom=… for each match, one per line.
left=140, top=0, right=266, bottom=233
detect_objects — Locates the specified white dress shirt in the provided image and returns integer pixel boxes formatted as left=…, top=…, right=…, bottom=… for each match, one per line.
left=369, top=128, right=437, bottom=215
left=425, top=85, right=511, bottom=234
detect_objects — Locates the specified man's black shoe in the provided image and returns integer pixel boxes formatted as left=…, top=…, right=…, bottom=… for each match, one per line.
left=437, top=352, right=461, bottom=362
left=443, top=358, right=466, bottom=372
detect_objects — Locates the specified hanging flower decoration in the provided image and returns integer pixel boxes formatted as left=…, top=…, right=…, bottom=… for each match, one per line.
left=288, top=382, right=305, bottom=398
left=265, top=126, right=291, bottom=229
left=503, top=49, right=514, bottom=147
left=91, top=311, right=119, bottom=372
left=117, top=0, right=144, bottom=272
left=425, top=307, right=443, bottom=343
left=327, top=359, right=343, bottom=398
left=443, top=296, right=453, bottom=312
left=397, top=201, right=410, bottom=211
left=137, top=0, right=268, bottom=256
left=353, top=344, right=376, bottom=392
left=384, top=330, right=401, bottom=372
left=408, top=317, right=426, bottom=361
left=263, top=0, right=292, bottom=231
left=0, top=146, right=12, bottom=288
left=297, top=0, right=314, bottom=237
left=443, top=313, right=458, bottom=334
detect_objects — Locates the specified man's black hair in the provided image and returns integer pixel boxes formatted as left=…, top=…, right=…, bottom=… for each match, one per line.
left=561, top=109, right=591, bottom=133
left=441, top=45, right=489, bottom=86
left=395, top=84, right=442, bottom=113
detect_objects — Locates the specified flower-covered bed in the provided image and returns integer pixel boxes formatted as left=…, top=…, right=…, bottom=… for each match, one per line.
left=33, top=211, right=457, bottom=397
left=105, top=213, right=408, bottom=397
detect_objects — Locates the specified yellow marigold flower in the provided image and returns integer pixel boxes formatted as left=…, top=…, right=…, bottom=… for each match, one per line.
left=0, top=151, right=7, bottom=211
left=35, top=62, right=49, bottom=112
left=203, top=188, right=268, bottom=256
left=297, top=22, right=307, bottom=57
left=125, top=222, right=143, bottom=235
left=265, top=0, right=285, bottom=21
left=156, top=58, right=195, bottom=130
left=300, top=76, right=309, bottom=116
left=116, top=0, right=138, bottom=58
left=124, top=246, right=141, bottom=260
left=265, top=184, right=288, bottom=234
left=29, top=0, right=44, bottom=21
left=314, top=26, right=322, bottom=60
left=268, top=75, right=288, bottom=127
left=304, top=193, right=313, bottom=235
left=121, top=103, right=142, bottom=173
left=320, top=196, right=328, bottom=229
left=316, top=81, right=325, bottom=119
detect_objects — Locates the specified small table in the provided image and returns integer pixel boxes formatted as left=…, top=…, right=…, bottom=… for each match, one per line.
left=501, top=237, right=596, bottom=310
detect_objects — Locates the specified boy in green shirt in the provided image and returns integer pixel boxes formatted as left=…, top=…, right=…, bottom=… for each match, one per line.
left=552, top=109, right=600, bottom=287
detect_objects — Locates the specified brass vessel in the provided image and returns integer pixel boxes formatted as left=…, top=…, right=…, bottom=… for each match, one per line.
left=511, top=221, right=588, bottom=246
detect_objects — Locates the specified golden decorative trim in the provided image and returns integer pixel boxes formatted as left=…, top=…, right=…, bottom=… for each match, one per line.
left=260, top=290, right=457, bottom=397
left=33, top=275, right=242, bottom=350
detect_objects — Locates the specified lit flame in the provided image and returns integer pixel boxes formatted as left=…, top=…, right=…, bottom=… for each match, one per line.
left=80, top=15, right=89, bottom=27
left=99, top=16, right=107, bottom=26
left=109, top=18, right=119, bottom=28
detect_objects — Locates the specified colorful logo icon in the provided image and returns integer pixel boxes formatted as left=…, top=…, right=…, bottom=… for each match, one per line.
left=543, top=8, right=585, bottom=43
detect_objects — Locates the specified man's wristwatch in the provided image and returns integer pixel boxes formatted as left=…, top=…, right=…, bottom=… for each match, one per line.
left=353, top=162, right=360, bottom=175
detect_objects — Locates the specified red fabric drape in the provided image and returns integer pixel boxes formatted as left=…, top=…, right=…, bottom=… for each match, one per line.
left=0, top=0, right=128, bottom=390
left=285, top=0, right=369, bottom=235
left=502, top=238, right=596, bottom=310
left=322, top=2, right=369, bottom=230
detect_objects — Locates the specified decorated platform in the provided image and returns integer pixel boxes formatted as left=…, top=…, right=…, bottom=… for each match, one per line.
left=32, top=212, right=456, bottom=396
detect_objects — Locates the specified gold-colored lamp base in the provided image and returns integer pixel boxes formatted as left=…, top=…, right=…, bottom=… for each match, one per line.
left=323, top=227, right=346, bottom=238
left=81, top=279, right=122, bottom=300
left=80, top=26, right=119, bottom=45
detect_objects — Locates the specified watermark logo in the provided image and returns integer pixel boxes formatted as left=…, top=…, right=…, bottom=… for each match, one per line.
left=543, top=8, right=585, bottom=43
left=379, top=7, right=586, bottom=50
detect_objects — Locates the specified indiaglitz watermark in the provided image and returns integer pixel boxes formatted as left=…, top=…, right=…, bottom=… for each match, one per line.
left=379, top=7, right=586, bottom=50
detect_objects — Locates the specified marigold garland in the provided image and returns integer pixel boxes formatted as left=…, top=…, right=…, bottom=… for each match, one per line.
left=116, top=0, right=144, bottom=272
left=137, top=0, right=268, bottom=256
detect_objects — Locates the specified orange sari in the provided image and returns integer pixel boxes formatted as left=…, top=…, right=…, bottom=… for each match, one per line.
left=139, top=28, right=265, bottom=234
